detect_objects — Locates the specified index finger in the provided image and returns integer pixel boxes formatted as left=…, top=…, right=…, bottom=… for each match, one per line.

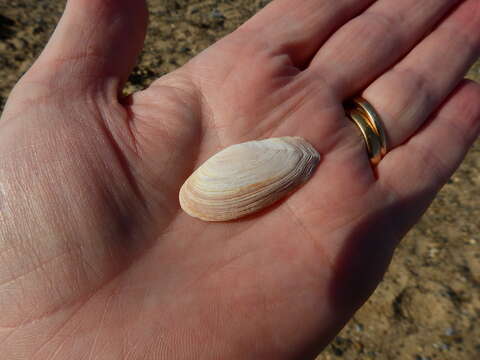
left=238, top=0, right=375, bottom=67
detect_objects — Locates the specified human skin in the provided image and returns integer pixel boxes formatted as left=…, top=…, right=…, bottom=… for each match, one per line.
left=0, top=0, right=479, bottom=358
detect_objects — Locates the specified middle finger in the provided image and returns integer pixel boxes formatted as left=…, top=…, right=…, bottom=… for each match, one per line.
left=361, top=0, right=480, bottom=149
left=309, top=0, right=462, bottom=98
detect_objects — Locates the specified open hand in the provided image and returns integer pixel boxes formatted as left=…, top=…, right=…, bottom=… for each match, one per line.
left=1, top=0, right=479, bottom=358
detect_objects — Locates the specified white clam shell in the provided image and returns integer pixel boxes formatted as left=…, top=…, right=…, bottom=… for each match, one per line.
left=179, top=137, right=320, bottom=221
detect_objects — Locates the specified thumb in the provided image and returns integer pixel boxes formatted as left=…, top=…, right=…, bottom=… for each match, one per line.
left=26, top=0, right=148, bottom=92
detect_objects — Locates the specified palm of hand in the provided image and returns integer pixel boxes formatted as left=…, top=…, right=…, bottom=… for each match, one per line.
left=0, top=31, right=379, bottom=359
left=1, top=0, right=479, bottom=358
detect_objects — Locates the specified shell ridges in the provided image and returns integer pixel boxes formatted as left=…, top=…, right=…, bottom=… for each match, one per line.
left=179, top=137, right=320, bottom=221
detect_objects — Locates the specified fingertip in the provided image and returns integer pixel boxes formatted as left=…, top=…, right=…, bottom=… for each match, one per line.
left=28, top=0, right=148, bottom=90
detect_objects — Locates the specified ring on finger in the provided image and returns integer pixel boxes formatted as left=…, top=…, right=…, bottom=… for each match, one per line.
left=345, top=97, right=387, bottom=166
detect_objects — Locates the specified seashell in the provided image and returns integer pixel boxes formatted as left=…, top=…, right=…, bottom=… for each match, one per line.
left=179, top=137, right=320, bottom=222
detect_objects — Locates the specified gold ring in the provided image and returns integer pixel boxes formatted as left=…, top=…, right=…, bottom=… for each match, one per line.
left=349, top=97, right=387, bottom=157
left=346, top=108, right=383, bottom=166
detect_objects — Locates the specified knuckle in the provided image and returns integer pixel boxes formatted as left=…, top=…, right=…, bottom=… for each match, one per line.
left=354, top=10, right=407, bottom=51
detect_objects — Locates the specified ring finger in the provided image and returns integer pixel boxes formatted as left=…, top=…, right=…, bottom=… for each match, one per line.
left=309, top=0, right=462, bottom=96
left=361, top=0, right=480, bottom=149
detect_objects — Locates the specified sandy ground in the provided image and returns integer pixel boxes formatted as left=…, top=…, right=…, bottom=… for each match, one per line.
left=1, top=1, right=479, bottom=359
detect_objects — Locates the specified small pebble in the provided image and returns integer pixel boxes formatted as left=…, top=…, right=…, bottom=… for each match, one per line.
left=354, top=323, right=364, bottom=332
left=445, top=327, right=455, bottom=336
left=415, top=356, right=431, bottom=360
left=210, top=9, right=225, bottom=19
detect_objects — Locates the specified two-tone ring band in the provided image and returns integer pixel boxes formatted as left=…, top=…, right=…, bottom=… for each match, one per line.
left=345, top=97, right=388, bottom=166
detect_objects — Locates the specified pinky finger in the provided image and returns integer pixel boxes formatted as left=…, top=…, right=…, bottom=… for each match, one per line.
left=377, top=79, right=480, bottom=200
